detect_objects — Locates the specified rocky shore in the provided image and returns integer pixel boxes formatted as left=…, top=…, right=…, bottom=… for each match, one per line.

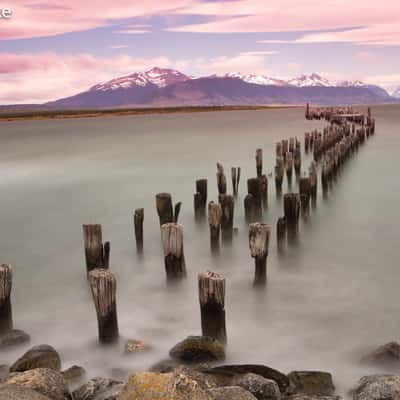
left=1, top=334, right=400, bottom=400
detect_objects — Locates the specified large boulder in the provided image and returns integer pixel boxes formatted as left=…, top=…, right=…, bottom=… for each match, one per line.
left=202, top=365, right=289, bottom=394
left=0, top=384, right=52, bottom=400
left=117, top=372, right=209, bottom=400
left=207, top=386, right=257, bottom=399
left=73, top=378, right=124, bottom=400
left=10, top=345, right=61, bottom=372
left=352, top=375, right=400, bottom=400
left=173, top=366, right=219, bottom=391
left=233, top=373, right=281, bottom=400
left=361, top=342, right=400, bottom=366
left=0, top=330, right=30, bottom=349
left=288, top=371, right=335, bottom=396
left=5, top=368, right=70, bottom=400
left=169, top=336, right=225, bottom=363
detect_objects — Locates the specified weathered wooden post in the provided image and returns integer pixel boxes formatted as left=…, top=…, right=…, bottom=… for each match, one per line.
left=88, top=268, right=119, bottom=344
left=83, top=224, right=109, bottom=273
left=0, top=264, right=13, bottom=334
left=194, top=179, right=208, bottom=219
left=305, top=132, right=310, bottom=153
left=309, top=162, right=318, bottom=204
left=156, top=193, right=174, bottom=226
left=174, top=202, right=182, bottom=223
left=134, top=208, right=144, bottom=253
left=219, top=194, right=234, bottom=243
left=286, top=151, right=293, bottom=183
left=217, top=163, right=227, bottom=195
left=244, top=178, right=262, bottom=222
left=294, top=146, right=301, bottom=177
left=249, top=223, right=271, bottom=285
left=161, top=223, right=186, bottom=279
left=231, top=167, right=241, bottom=196
left=256, top=148, right=263, bottom=178
left=260, top=175, right=268, bottom=210
left=305, top=103, right=310, bottom=119
left=299, top=178, right=311, bottom=214
left=284, top=193, right=300, bottom=228
left=275, top=157, right=284, bottom=195
left=198, top=271, right=226, bottom=344
left=276, top=217, right=287, bottom=244
left=208, top=201, right=222, bottom=252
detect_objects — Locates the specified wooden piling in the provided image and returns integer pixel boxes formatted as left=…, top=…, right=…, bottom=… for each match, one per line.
left=219, top=194, right=234, bottom=243
left=174, top=202, right=182, bottom=223
left=216, top=163, right=227, bottom=195
left=83, top=224, right=108, bottom=273
left=275, top=157, right=284, bottom=194
left=161, top=223, right=186, bottom=279
left=194, top=179, right=208, bottom=219
left=88, top=268, right=119, bottom=344
left=249, top=223, right=271, bottom=285
left=299, top=178, right=311, bottom=214
left=245, top=178, right=262, bottom=222
left=156, top=193, right=174, bottom=226
left=276, top=217, right=287, bottom=243
left=286, top=151, right=293, bottom=182
left=208, top=201, right=222, bottom=252
left=198, top=271, right=226, bottom=344
left=0, top=264, right=12, bottom=334
left=284, top=193, right=300, bottom=227
left=294, top=147, right=301, bottom=176
left=256, top=148, right=263, bottom=178
left=134, top=208, right=144, bottom=252
left=260, top=175, right=268, bottom=210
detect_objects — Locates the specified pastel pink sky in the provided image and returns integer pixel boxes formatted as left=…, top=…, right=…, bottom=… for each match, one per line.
left=0, top=0, right=399, bottom=104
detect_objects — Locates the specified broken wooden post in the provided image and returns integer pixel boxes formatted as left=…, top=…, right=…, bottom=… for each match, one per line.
left=275, top=157, right=284, bottom=195
left=244, top=178, right=262, bottom=222
left=260, top=175, right=268, bottom=210
left=156, top=193, right=173, bottom=226
left=286, top=151, right=293, bottom=183
left=83, top=224, right=109, bottom=273
left=174, top=202, right=182, bottom=223
left=161, top=223, right=186, bottom=280
left=249, top=223, right=271, bottom=285
left=305, top=132, right=310, bottom=153
left=194, top=179, right=207, bottom=219
left=276, top=217, right=287, bottom=243
left=256, top=148, right=263, bottom=178
left=309, top=162, right=318, bottom=204
left=208, top=201, right=222, bottom=252
left=88, top=268, right=119, bottom=344
left=216, top=163, right=227, bottom=195
left=219, top=194, right=234, bottom=243
left=299, top=178, right=311, bottom=214
left=198, top=271, right=226, bottom=344
left=294, top=146, right=301, bottom=177
left=284, top=193, right=300, bottom=228
left=134, top=208, right=144, bottom=253
left=0, top=264, right=12, bottom=334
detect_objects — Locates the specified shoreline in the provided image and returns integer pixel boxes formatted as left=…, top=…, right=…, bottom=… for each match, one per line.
left=0, top=105, right=301, bottom=122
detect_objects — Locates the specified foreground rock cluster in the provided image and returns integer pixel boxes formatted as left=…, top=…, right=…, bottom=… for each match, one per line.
left=1, top=337, right=400, bottom=400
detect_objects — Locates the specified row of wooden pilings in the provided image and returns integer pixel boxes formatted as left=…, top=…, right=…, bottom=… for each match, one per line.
left=0, top=105, right=375, bottom=346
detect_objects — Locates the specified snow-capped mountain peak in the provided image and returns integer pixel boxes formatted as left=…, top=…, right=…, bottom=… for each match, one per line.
left=392, top=86, right=400, bottom=98
left=90, top=67, right=190, bottom=92
left=224, top=72, right=288, bottom=86
left=287, top=73, right=335, bottom=87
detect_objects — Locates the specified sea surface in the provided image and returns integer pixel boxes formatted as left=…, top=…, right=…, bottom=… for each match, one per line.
left=1, top=105, right=399, bottom=395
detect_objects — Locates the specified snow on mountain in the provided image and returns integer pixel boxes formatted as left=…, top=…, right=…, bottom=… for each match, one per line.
left=91, top=67, right=190, bottom=91
left=225, top=72, right=288, bottom=86
left=392, top=86, right=400, bottom=98
left=287, top=73, right=335, bottom=87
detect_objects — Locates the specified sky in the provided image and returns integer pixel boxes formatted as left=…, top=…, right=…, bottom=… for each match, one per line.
left=0, top=0, right=400, bottom=104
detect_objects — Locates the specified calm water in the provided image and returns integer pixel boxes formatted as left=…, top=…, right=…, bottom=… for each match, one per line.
left=1, top=105, right=399, bottom=395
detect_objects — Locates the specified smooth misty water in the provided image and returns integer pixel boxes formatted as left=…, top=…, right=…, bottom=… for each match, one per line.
left=1, top=105, right=399, bottom=395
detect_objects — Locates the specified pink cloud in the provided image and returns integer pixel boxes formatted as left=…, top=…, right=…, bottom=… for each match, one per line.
left=0, top=0, right=193, bottom=40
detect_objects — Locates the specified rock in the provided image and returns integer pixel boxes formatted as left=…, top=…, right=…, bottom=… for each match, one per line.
left=5, top=368, right=70, bottom=400
left=10, top=345, right=61, bottom=372
left=352, top=375, right=400, bottom=400
left=150, top=358, right=180, bottom=373
left=361, top=342, right=400, bottom=366
left=173, top=366, right=219, bottom=391
left=233, top=373, right=281, bottom=400
left=207, top=386, right=257, bottom=400
left=169, top=336, right=225, bottom=363
left=285, top=396, right=341, bottom=400
left=124, top=339, right=150, bottom=354
left=0, top=384, right=52, bottom=400
left=73, top=378, right=124, bottom=400
left=288, top=371, right=335, bottom=396
left=62, top=365, right=86, bottom=384
left=0, top=330, right=30, bottom=349
left=117, top=372, right=209, bottom=400
left=202, top=365, right=289, bottom=393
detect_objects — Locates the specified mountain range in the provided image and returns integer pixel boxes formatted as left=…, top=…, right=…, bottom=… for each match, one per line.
left=2, top=67, right=399, bottom=111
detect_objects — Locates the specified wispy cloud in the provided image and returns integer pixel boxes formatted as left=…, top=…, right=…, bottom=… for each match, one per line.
left=110, top=45, right=129, bottom=49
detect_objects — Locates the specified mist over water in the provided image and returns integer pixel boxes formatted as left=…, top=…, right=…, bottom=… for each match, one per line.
left=1, top=105, right=400, bottom=396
